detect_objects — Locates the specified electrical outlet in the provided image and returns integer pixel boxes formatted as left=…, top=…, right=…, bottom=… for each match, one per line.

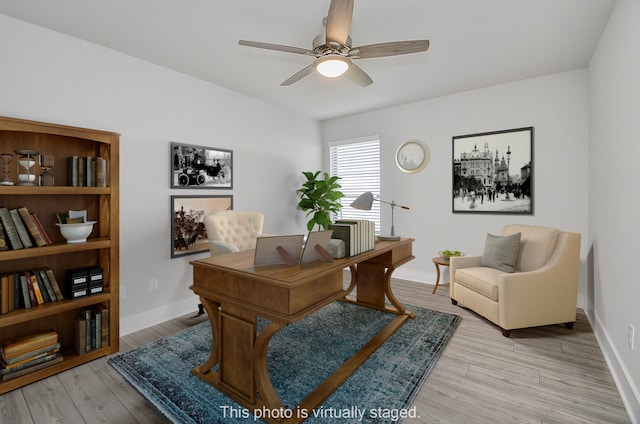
left=629, top=324, right=635, bottom=350
left=149, top=277, right=159, bottom=293
left=120, top=285, right=127, bottom=300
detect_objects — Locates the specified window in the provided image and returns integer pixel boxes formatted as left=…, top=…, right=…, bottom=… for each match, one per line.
left=329, top=136, right=381, bottom=233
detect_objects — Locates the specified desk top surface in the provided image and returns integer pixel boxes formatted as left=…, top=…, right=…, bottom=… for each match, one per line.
left=191, top=237, right=413, bottom=284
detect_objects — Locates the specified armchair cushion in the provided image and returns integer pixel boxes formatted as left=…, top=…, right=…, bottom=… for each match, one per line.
left=480, top=232, right=521, bottom=272
left=455, top=266, right=502, bottom=301
left=503, top=224, right=560, bottom=272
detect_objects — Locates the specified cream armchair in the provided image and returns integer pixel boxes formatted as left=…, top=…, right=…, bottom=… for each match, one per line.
left=450, top=224, right=581, bottom=337
left=203, top=210, right=264, bottom=256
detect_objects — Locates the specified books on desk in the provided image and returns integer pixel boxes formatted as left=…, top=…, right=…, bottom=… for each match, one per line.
left=329, top=219, right=376, bottom=256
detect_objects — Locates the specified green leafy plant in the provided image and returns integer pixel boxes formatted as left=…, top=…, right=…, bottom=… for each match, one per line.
left=297, top=171, right=344, bottom=231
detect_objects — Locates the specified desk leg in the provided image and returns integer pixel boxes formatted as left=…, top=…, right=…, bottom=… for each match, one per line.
left=194, top=297, right=220, bottom=374
left=254, top=321, right=286, bottom=412
left=432, top=262, right=441, bottom=294
left=351, top=262, right=415, bottom=318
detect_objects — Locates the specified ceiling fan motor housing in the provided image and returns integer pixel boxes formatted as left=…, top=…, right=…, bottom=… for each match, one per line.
left=312, top=33, right=352, bottom=56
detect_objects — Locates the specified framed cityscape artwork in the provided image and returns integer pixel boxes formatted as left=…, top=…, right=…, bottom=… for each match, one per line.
left=171, top=142, right=232, bottom=189
left=171, top=195, right=233, bottom=258
left=452, top=127, right=533, bottom=215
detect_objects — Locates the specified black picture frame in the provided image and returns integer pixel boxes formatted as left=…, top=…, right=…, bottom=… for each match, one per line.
left=452, top=127, right=533, bottom=215
left=171, top=195, right=233, bottom=258
left=171, top=142, right=232, bottom=189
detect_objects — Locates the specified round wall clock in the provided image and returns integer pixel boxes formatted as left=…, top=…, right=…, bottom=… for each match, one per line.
left=395, top=140, right=430, bottom=173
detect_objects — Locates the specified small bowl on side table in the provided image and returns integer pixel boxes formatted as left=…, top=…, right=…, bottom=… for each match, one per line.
left=56, top=221, right=97, bottom=243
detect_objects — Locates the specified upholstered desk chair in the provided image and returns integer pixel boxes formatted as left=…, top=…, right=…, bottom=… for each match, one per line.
left=450, top=224, right=581, bottom=337
left=203, top=210, right=264, bottom=256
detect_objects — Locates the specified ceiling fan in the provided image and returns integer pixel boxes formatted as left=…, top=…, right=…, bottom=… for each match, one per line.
left=238, top=0, right=430, bottom=87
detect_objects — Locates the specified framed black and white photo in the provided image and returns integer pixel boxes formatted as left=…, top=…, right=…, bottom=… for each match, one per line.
left=452, top=127, right=533, bottom=214
left=171, top=195, right=233, bottom=258
left=171, top=142, right=232, bottom=189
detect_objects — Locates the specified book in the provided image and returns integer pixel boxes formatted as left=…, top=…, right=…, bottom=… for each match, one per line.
left=13, top=272, right=21, bottom=310
left=75, top=318, right=87, bottom=355
left=93, top=308, right=101, bottom=350
left=9, top=208, right=33, bottom=248
left=7, top=272, right=14, bottom=311
left=45, top=268, right=64, bottom=301
left=31, top=213, right=52, bottom=245
left=95, top=157, right=107, bottom=187
left=17, top=207, right=47, bottom=247
left=82, top=308, right=92, bottom=353
left=38, top=269, right=57, bottom=303
left=0, top=222, right=8, bottom=251
left=23, top=272, right=37, bottom=306
left=1, top=343, right=60, bottom=367
left=19, top=273, right=31, bottom=309
left=28, top=273, right=45, bottom=305
left=1, top=330, right=58, bottom=361
left=0, top=273, right=9, bottom=314
left=95, top=304, right=110, bottom=347
left=67, top=155, right=78, bottom=186
left=1, top=353, right=62, bottom=382
left=0, top=207, right=23, bottom=250
left=85, top=156, right=93, bottom=186
left=77, top=157, right=85, bottom=187
left=33, top=270, right=52, bottom=303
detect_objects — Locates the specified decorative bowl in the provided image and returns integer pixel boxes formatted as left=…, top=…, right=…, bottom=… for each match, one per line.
left=56, top=221, right=96, bottom=243
left=438, top=250, right=465, bottom=261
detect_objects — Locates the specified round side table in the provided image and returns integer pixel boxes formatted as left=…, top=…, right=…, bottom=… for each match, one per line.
left=431, top=256, right=450, bottom=294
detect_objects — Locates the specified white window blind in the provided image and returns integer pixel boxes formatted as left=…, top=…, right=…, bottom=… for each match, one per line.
left=329, top=137, right=381, bottom=233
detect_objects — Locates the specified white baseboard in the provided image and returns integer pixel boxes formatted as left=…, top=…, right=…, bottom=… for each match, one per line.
left=119, top=297, right=200, bottom=336
left=591, top=312, right=640, bottom=423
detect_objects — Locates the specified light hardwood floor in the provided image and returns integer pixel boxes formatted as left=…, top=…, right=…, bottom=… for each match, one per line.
left=0, top=279, right=632, bottom=423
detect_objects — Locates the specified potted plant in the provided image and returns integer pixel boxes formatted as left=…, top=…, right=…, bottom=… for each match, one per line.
left=297, top=171, right=344, bottom=231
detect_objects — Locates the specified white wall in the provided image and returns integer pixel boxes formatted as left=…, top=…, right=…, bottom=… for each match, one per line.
left=322, top=70, right=590, bottom=304
left=0, top=14, right=321, bottom=334
left=588, top=0, right=640, bottom=419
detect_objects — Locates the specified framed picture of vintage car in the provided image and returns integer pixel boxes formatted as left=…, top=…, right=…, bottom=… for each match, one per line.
left=171, top=142, right=232, bottom=189
left=171, top=195, right=233, bottom=258
left=452, top=127, right=533, bottom=214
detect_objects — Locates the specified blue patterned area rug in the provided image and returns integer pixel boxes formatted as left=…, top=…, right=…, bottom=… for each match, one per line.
left=109, top=302, right=460, bottom=424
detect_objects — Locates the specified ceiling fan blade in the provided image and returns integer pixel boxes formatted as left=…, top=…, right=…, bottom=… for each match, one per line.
left=344, top=62, right=373, bottom=87
left=325, top=0, right=354, bottom=47
left=350, top=40, right=430, bottom=59
left=239, top=40, right=315, bottom=56
left=280, top=65, right=315, bottom=86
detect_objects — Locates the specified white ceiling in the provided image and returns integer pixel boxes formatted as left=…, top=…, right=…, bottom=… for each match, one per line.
left=0, top=0, right=616, bottom=121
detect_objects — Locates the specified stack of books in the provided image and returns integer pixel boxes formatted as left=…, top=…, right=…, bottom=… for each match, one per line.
left=1, top=268, right=64, bottom=313
left=0, top=330, right=62, bottom=382
left=329, top=219, right=376, bottom=257
left=67, top=156, right=108, bottom=187
left=0, top=206, right=52, bottom=251
left=75, top=305, right=110, bottom=355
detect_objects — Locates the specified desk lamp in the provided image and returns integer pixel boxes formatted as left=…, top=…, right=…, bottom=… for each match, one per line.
left=350, top=191, right=409, bottom=241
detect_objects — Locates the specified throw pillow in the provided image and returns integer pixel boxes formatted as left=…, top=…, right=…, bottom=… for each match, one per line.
left=481, top=232, right=521, bottom=272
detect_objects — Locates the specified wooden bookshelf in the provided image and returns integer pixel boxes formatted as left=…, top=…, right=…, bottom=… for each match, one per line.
left=0, top=116, right=119, bottom=393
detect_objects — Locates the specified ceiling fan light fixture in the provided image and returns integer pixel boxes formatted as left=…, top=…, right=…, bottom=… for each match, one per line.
left=315, top=55, right=350, bottom=77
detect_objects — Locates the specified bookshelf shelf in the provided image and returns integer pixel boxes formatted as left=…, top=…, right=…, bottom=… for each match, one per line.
left=0, top=239, right=111, bottom=261
left=0, top=116, right=119, bottom=394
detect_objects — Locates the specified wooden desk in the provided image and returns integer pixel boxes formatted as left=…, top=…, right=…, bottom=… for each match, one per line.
left=190, top=238, right=414, bottom=423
